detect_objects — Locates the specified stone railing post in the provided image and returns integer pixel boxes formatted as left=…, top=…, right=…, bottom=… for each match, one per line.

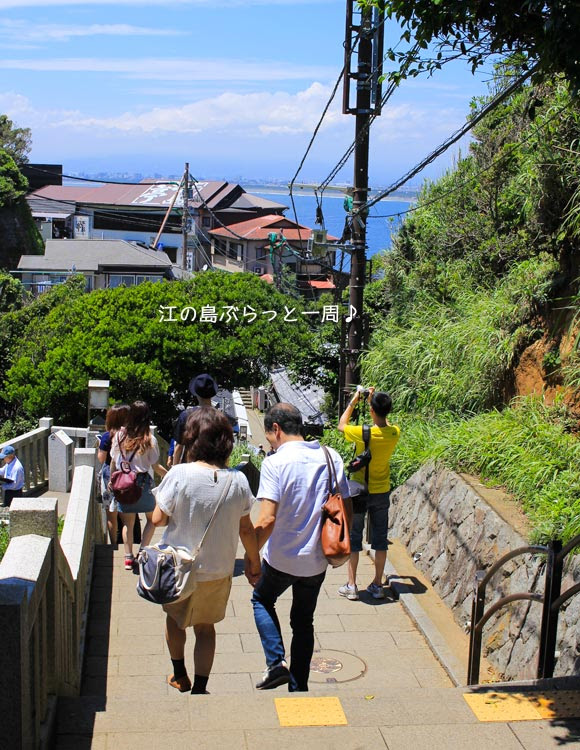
left=0, top=577, right=33, bottom=748
left=39, top=418, right=54, bottom=485
left=10, top=498, right=60, bottom=695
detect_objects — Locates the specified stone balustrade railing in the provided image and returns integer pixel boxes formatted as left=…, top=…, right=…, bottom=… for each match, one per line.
left=0, top=447, right=106, bottom=749
left=0, top=419, right=52, bottom=496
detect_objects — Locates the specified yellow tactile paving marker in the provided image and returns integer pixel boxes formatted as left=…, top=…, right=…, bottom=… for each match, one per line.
left=464, top=690, right=580, bottom=722
left=275, top=696, right=348, bottom=727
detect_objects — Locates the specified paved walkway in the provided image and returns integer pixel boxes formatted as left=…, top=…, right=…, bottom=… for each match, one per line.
left=55, top=531, right=580, bottom=750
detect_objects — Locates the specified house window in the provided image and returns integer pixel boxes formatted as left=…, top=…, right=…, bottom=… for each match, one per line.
left=202, top=216, right=212, bottom=228
left=228, top=242, right=242, bottom=261
left=135, top=275, right=163, bottom=284
left=214, top=240, right=227, bottom=256
left=109, top=274, right=135, bottom=288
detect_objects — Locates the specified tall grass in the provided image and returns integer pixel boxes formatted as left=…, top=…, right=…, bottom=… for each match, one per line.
left=389, top=398, right=580, bottom=543
left=0, top=523, right=9, bottom=563
left=362, top=256, right=557, bottom=414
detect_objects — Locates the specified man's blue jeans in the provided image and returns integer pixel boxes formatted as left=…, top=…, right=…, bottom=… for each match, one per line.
left=252, top=560, right=326, bottom=691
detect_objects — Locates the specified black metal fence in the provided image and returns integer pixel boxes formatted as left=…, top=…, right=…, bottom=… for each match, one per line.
left=467, top=533, right=580, bottom=685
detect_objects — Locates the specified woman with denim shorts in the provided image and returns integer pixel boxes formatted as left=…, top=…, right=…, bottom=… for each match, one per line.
left=110, top=401, right=167, bottom=570
left=337, top=386, right=400, bottom=600
left=98, top=403, right=130, bottom=545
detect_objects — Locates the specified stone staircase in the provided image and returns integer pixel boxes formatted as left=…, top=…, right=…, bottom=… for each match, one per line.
left=238, top=387, right=253, bottom=410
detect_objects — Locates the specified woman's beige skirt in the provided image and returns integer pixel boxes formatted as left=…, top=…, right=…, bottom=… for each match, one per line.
left=163, top=575, right=232, bottom=629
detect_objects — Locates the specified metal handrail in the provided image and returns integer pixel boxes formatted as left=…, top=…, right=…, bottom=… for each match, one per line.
left=478, top=545, right=548, bottom=588
left=467, top=546, right=552, bottom=685
left=469, top=534, right=580, bottom=685
left=557, top=532, right=580, bottom=563
left=473, top=593, right=544, bottom=634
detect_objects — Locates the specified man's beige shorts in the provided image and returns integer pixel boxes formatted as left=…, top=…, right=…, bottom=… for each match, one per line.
left=163, top=575, right=232, bottom=630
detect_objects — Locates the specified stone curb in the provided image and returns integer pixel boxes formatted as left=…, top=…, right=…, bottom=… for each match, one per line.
left=366, top=544, right=466, bottom=687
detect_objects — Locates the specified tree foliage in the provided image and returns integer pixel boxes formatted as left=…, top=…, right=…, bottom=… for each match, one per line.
left=0, top=115, right=31, bottom=164
left=0, top=271, right=27, bottom=313
left=367, top=1, right=580, bottom=87
left=0, top=272, right=326, bottom=433
left=371, top=69, right=580, bottom=325
left=0, top=150, right=28, bottom=206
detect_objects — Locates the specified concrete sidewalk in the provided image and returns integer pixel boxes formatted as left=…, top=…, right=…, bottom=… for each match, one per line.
left=55, top=535, right=580, bottom=750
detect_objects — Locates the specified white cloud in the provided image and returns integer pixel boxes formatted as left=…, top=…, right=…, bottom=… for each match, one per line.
left=0, top=56, right=335, bottom=82
left=0, top=20, right=186, bottom=43
left=54, top=83, right=343, bottom=135
left=4, top=84, right=465, bottom=146
left=0, top=92, right=36, bottom=117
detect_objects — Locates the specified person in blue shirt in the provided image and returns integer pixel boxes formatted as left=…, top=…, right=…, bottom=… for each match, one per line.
left=167, top=438, right=176, bottom=469
left=0, top=445, right=25, bottom=507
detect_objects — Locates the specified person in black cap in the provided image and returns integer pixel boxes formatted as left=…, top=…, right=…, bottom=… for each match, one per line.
left=172, top=374, right=218, bottom=465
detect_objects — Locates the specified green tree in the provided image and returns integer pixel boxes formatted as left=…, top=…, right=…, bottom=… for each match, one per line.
left=0, top=271, right=27, bottom=313
left=0, top=115, right=31, bottom=164
left=367, top=1, right=580, bottom=86
left=1, top=273, right=327, bottom=433
left=0, top=150, right=28, bottom=206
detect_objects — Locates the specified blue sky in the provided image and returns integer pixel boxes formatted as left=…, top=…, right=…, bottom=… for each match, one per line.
left=0, top=0, right=492, bottom=185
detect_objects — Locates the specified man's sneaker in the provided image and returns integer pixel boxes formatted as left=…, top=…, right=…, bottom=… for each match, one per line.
left=256, top=662, right=290, bottom=690
left=338, top=583, right=359, bottom=600
left=367, top=582, right=385, bottom=599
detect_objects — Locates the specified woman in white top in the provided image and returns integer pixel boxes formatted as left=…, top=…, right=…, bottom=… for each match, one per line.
left=110, top=401, right=167, bottom=569
left=152, top=406, right=261, bottom=695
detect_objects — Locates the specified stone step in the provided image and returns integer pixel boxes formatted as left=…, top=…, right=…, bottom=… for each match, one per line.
left=238, top=387, right=253, bottom=408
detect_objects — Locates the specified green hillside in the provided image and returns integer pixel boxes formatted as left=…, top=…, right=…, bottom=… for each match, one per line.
left=360, top=62, right=580, bottom=542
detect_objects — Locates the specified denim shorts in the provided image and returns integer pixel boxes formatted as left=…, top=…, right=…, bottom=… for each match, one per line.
left=117, top=472, right=155, bottom=514
left=350, top=491, right=390, bottom=552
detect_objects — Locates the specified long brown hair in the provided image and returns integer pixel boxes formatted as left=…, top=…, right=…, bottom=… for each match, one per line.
left=119, top=401, right=153, bottom=454
left=183, top=406, right=233, bottom=467
left=105, top=403, right=130, bottom=434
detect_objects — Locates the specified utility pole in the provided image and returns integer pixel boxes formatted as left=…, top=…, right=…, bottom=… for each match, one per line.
left=181, top=162, right=189, bottom=271
left=342, top=1, right=383, bottom=405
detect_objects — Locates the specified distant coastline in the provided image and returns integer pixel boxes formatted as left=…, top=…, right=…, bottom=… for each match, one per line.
left=247, top=184, right=417, bottom=203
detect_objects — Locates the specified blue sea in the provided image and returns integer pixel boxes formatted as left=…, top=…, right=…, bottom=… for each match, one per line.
left=250, top=189, right=414, bottom=268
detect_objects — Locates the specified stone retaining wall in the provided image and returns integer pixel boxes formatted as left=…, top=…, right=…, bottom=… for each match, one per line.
left=390, top=463, right=580, bottom=680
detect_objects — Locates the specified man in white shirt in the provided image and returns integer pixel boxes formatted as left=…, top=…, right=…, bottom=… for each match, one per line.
left=0, top=445, right=25, bottom=507
left=246, top=403, right=350, bottom=692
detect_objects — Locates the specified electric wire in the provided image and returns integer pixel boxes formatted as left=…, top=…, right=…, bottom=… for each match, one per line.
left=362, top=98, right=574, bottom=231
left=317, top=43, right=421, bottom=196
left=356, top=64, right=538, bottom=215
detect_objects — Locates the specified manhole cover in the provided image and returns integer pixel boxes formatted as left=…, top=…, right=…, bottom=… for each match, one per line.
left=310, top=657, right=343, bottom=674
left=309, top=649, right=366, bottom=683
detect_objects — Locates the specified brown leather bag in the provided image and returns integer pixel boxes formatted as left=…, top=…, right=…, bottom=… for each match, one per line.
left=320, top=446, right=351, bottom=567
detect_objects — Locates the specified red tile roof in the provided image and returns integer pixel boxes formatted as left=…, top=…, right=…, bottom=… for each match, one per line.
left=210, top=215, right=337, bottom=242
left=308, top=279, right=336, bottom=289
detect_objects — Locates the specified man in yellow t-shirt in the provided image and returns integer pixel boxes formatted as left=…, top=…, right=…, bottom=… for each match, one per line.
left=337, top=387, right=400, bottom=600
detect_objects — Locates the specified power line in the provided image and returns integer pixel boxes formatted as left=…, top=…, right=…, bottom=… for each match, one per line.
left=288, top=64, right=346, bottom=246
left=317, top=44, right=421, bottom=196
left=357, top=64, right=538, bottom=214
left=366, top=98, right=573, bottom=226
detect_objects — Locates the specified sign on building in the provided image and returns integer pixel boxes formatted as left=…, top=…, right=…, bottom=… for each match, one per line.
left=73, top=215, right=91, bottom=239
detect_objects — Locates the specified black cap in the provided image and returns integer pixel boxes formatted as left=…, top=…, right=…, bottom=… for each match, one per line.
left=189, top=374, right=218, bottom=399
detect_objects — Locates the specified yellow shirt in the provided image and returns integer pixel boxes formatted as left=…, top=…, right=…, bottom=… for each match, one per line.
left=343, top=423, right=400, bottom=493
